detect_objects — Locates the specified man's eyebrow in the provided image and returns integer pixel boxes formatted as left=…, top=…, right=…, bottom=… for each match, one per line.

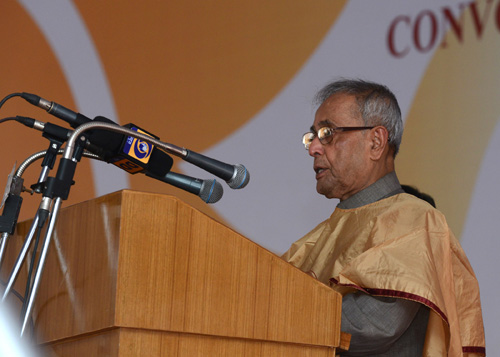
left=311, top=120, right=333, bottom=132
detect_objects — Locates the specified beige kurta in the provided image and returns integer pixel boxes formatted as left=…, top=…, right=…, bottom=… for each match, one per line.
left=282, top=193, right=485, bottom=356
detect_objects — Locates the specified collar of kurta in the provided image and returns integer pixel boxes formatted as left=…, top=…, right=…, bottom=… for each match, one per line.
left=337, top=171, right=404, bottom=209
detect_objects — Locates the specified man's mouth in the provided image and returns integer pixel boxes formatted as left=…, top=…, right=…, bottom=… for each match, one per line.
left=314, top=166, right=327, bottom=178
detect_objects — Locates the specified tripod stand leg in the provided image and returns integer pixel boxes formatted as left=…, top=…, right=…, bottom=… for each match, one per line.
left=1, top=213, right=41, bottom=302
left=0, top=232, right=9, bottom=270
left=20, top=197, right=62, bottom=337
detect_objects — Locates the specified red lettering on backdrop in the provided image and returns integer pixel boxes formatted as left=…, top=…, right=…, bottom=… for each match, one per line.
left=470, top=0, right=494, bottom=39
left=413, top=10, right=438, bottom=53
left=442, top=7, right=465, bottom=45
left=387, top=15, right=411, bottom=57
left=387, top=0, right=500, bottom=58
left=497, top=0, right=500, bottom=30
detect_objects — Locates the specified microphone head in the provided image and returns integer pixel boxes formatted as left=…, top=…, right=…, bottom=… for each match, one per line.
left=200, top=179, right=223, bottom=203
left=227, top=164, right=250, bottom=189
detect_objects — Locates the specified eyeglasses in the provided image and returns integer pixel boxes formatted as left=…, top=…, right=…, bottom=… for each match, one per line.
left=302, top=126, right=374, bottom=150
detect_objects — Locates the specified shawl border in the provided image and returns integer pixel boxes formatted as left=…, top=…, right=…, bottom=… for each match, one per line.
left=329, top=277, right=448, bottom=324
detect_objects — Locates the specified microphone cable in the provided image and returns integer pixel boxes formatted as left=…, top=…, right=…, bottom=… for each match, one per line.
left=0, top=117, right=21, bottom=125
left=0, top=93, right=22, bottom=110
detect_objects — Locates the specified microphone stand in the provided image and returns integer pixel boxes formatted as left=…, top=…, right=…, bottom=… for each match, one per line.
left=1, top=133, right=90, bottom=336
left=4, top=123, right=168, bottom=337
left=0, top=141, right=61, bottom=338
left=1, top=135, right=62, bottom=294
left=19, top=137, right=88, bottom=337
left=1, top=149, right=101, bottom=308
left=0, top=120, right=76, bottom=275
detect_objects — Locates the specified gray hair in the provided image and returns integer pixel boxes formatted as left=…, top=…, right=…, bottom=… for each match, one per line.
left=314, top=79, right=403, bottom=156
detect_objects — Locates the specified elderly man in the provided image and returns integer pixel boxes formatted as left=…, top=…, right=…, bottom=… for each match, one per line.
left=282, top=79, right=485, bottom=356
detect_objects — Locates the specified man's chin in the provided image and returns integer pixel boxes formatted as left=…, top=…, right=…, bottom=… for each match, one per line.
left=316, top=186, right=338, bottom=199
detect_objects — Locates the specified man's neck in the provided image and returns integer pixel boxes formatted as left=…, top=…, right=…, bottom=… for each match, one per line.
left=337, top=171, right=403, bottom=209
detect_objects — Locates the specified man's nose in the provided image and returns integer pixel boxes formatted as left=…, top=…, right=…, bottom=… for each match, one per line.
left=308, top=136, right=323, bottom=157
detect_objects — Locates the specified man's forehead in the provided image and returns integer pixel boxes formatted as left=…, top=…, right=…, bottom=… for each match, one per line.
left=313, top=96, right=361, bottom=128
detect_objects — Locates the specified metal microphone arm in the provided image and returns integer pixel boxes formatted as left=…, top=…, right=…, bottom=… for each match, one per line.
left=15, top=149, right=101, bottom=178
left=63, top=121, right=188, bottom=160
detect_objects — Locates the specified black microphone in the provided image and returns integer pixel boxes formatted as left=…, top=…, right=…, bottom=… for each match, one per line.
left=21, top=92, right=89, bottom=128
left=183, top=150, right=249, bottom=189
left=20, top=93, right=173, bottom=177
left=147, top=171, right=223, bottom=204
left=15, top=116, right=73, bottom=142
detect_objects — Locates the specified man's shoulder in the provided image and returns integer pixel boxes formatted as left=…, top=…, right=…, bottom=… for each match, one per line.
left=340, top=193, right=450, bottom=237
left=378, top=192, right=441, bottom=215
left=393, top=193, right=446, bottom=221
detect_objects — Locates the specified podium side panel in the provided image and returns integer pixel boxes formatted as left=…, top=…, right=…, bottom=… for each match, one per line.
left=115, top=191, right=341, bottom=347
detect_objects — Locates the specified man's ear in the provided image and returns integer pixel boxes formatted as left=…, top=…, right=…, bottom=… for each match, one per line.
left=369, top=126, right=389, bottom=160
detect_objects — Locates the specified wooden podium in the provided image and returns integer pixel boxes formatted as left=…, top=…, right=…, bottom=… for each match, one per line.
left=7, top=190, right=343, bottom=356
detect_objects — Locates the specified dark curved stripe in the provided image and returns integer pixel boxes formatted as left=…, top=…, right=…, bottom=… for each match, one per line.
left=329, top=277, right=448, bottom=324
left=462, top=346, right=486, bottom=354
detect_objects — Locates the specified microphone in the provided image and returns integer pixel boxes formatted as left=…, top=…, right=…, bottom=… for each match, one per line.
left=147, top=171, right=223, bottom=204
left=20, top=93, right=250, bottom=189
left=183, top=150, right=249, bottom=189
left=20, top=93, right=173, bottom=177
left=15, top=116, right=73, bottom=142
left=21, top=92, right=89, bottom=128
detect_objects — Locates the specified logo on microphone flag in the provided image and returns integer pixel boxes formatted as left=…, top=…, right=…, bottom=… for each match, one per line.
left=122, top=126, right=153, bottom=164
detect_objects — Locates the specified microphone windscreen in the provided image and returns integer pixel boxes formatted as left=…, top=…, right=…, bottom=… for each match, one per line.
left=86, top=116, right=124, bottom=160
left=147, top=149, right=174, bottom=176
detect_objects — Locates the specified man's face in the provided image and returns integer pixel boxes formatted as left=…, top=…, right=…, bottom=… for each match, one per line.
left=309, top=93, right=374, bottom=201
